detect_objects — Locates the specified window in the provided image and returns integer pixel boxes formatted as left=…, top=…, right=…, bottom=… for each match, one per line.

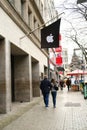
left=34, top=17, right=37, bottom=29
left=28, top=8, right=32, bottom=27
left=40, top=2, right=43, bottom=16
left=21, top=0, right=25, bottom=17
left=8, top=0, right=15, bottom=5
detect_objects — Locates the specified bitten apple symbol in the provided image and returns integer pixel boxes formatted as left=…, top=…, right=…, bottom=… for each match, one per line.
left=46, top=34, right=54, bottom=43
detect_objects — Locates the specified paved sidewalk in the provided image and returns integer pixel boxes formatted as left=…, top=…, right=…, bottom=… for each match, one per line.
left=1, top=87, right=87, bottom=130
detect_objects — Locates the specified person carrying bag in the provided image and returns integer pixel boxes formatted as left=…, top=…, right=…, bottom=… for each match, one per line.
left=51, top=78, right=58, bottom=108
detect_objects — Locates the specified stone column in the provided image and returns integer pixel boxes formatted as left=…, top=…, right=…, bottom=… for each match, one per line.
left=29, top=55, right=33, bottom=101
left=32, top=61, right=40, bottom=97
left=0, top=39, right=11, bottom=113
left=5, top=40, right=11, bottom=112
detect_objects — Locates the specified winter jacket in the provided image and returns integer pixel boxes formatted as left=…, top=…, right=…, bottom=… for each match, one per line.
left=40, top=78, right=52, bottom=94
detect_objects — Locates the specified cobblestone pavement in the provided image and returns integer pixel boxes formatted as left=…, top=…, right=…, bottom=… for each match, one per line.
left=1, top=87, right=87, bottom=130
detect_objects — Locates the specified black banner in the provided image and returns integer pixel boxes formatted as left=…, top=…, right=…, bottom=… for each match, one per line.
left=41, top=19, right=61, bottom=48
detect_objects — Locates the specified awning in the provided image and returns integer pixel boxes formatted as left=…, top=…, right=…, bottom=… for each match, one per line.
left=67, top=69, right=87, bottom=76
left=57, top=67, right=65, bottom=71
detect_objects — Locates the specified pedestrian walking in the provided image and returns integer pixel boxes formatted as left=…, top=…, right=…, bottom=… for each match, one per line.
left=40, top=75, right=52, bottom=108
left=59, top=79, right=64, bottom=90
left=66, top=78, right=71, bottom=91
left=51, top=78, right=58, bottom=108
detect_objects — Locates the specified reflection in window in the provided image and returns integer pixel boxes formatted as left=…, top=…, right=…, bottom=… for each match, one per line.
left=28, top=8, right=32, bottom=27
left=8, top=0, right=15, bottom=5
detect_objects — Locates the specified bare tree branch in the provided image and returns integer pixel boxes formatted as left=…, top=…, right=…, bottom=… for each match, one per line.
left=55, top=0, right=87, bottom=63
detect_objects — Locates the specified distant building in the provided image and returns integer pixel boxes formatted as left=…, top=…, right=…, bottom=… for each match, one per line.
left=69, top=50, right=83, bottom=71
left=61, top=48, right=69, bottom=76
left=62, top=48, right=68, bottom=70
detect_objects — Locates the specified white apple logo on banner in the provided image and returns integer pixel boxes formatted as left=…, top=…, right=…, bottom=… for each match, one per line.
left=46, top=34, right=54, bottom=43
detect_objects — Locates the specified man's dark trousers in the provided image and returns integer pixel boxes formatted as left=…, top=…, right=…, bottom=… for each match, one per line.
left=43, top=93, right=49, bottom=107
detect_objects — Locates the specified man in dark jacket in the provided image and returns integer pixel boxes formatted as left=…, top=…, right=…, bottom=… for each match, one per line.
left=40, top=75, right=52, bottom=107
left=66, top=78, right=71, bottom=91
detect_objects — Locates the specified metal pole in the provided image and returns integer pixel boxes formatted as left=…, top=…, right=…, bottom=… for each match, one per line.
left=20, top=12, right=64, bottom=40
left=48, top=50, right=50, bottom=80
left=82, top=47, right=85, bottom=82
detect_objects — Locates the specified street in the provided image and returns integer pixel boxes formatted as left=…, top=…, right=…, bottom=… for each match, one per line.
left=0, top=87, right=87, bottom=130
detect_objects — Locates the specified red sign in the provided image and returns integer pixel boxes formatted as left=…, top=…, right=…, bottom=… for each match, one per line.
left=55, top=45, right=62, bottom=52
left=56, top=56, right=62, bottom=65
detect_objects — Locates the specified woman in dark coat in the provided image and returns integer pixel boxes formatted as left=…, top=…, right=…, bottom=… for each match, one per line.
left=51, top=78, right=58, bottom=108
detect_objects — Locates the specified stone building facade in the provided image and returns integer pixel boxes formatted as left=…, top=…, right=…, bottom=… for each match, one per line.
left=0, top=0, right=52, bottom=113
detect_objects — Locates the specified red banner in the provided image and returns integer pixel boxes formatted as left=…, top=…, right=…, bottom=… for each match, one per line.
left=55, top=45, right=62, bottom=52
left=56, top=56, right=62, bottom=65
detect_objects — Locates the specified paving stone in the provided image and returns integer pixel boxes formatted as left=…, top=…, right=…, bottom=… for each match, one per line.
left=1, top=88, right=87, bottom=130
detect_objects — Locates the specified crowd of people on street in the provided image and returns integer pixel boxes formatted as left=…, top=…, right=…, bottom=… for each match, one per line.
left=40, top=75, right=72, bottom=108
